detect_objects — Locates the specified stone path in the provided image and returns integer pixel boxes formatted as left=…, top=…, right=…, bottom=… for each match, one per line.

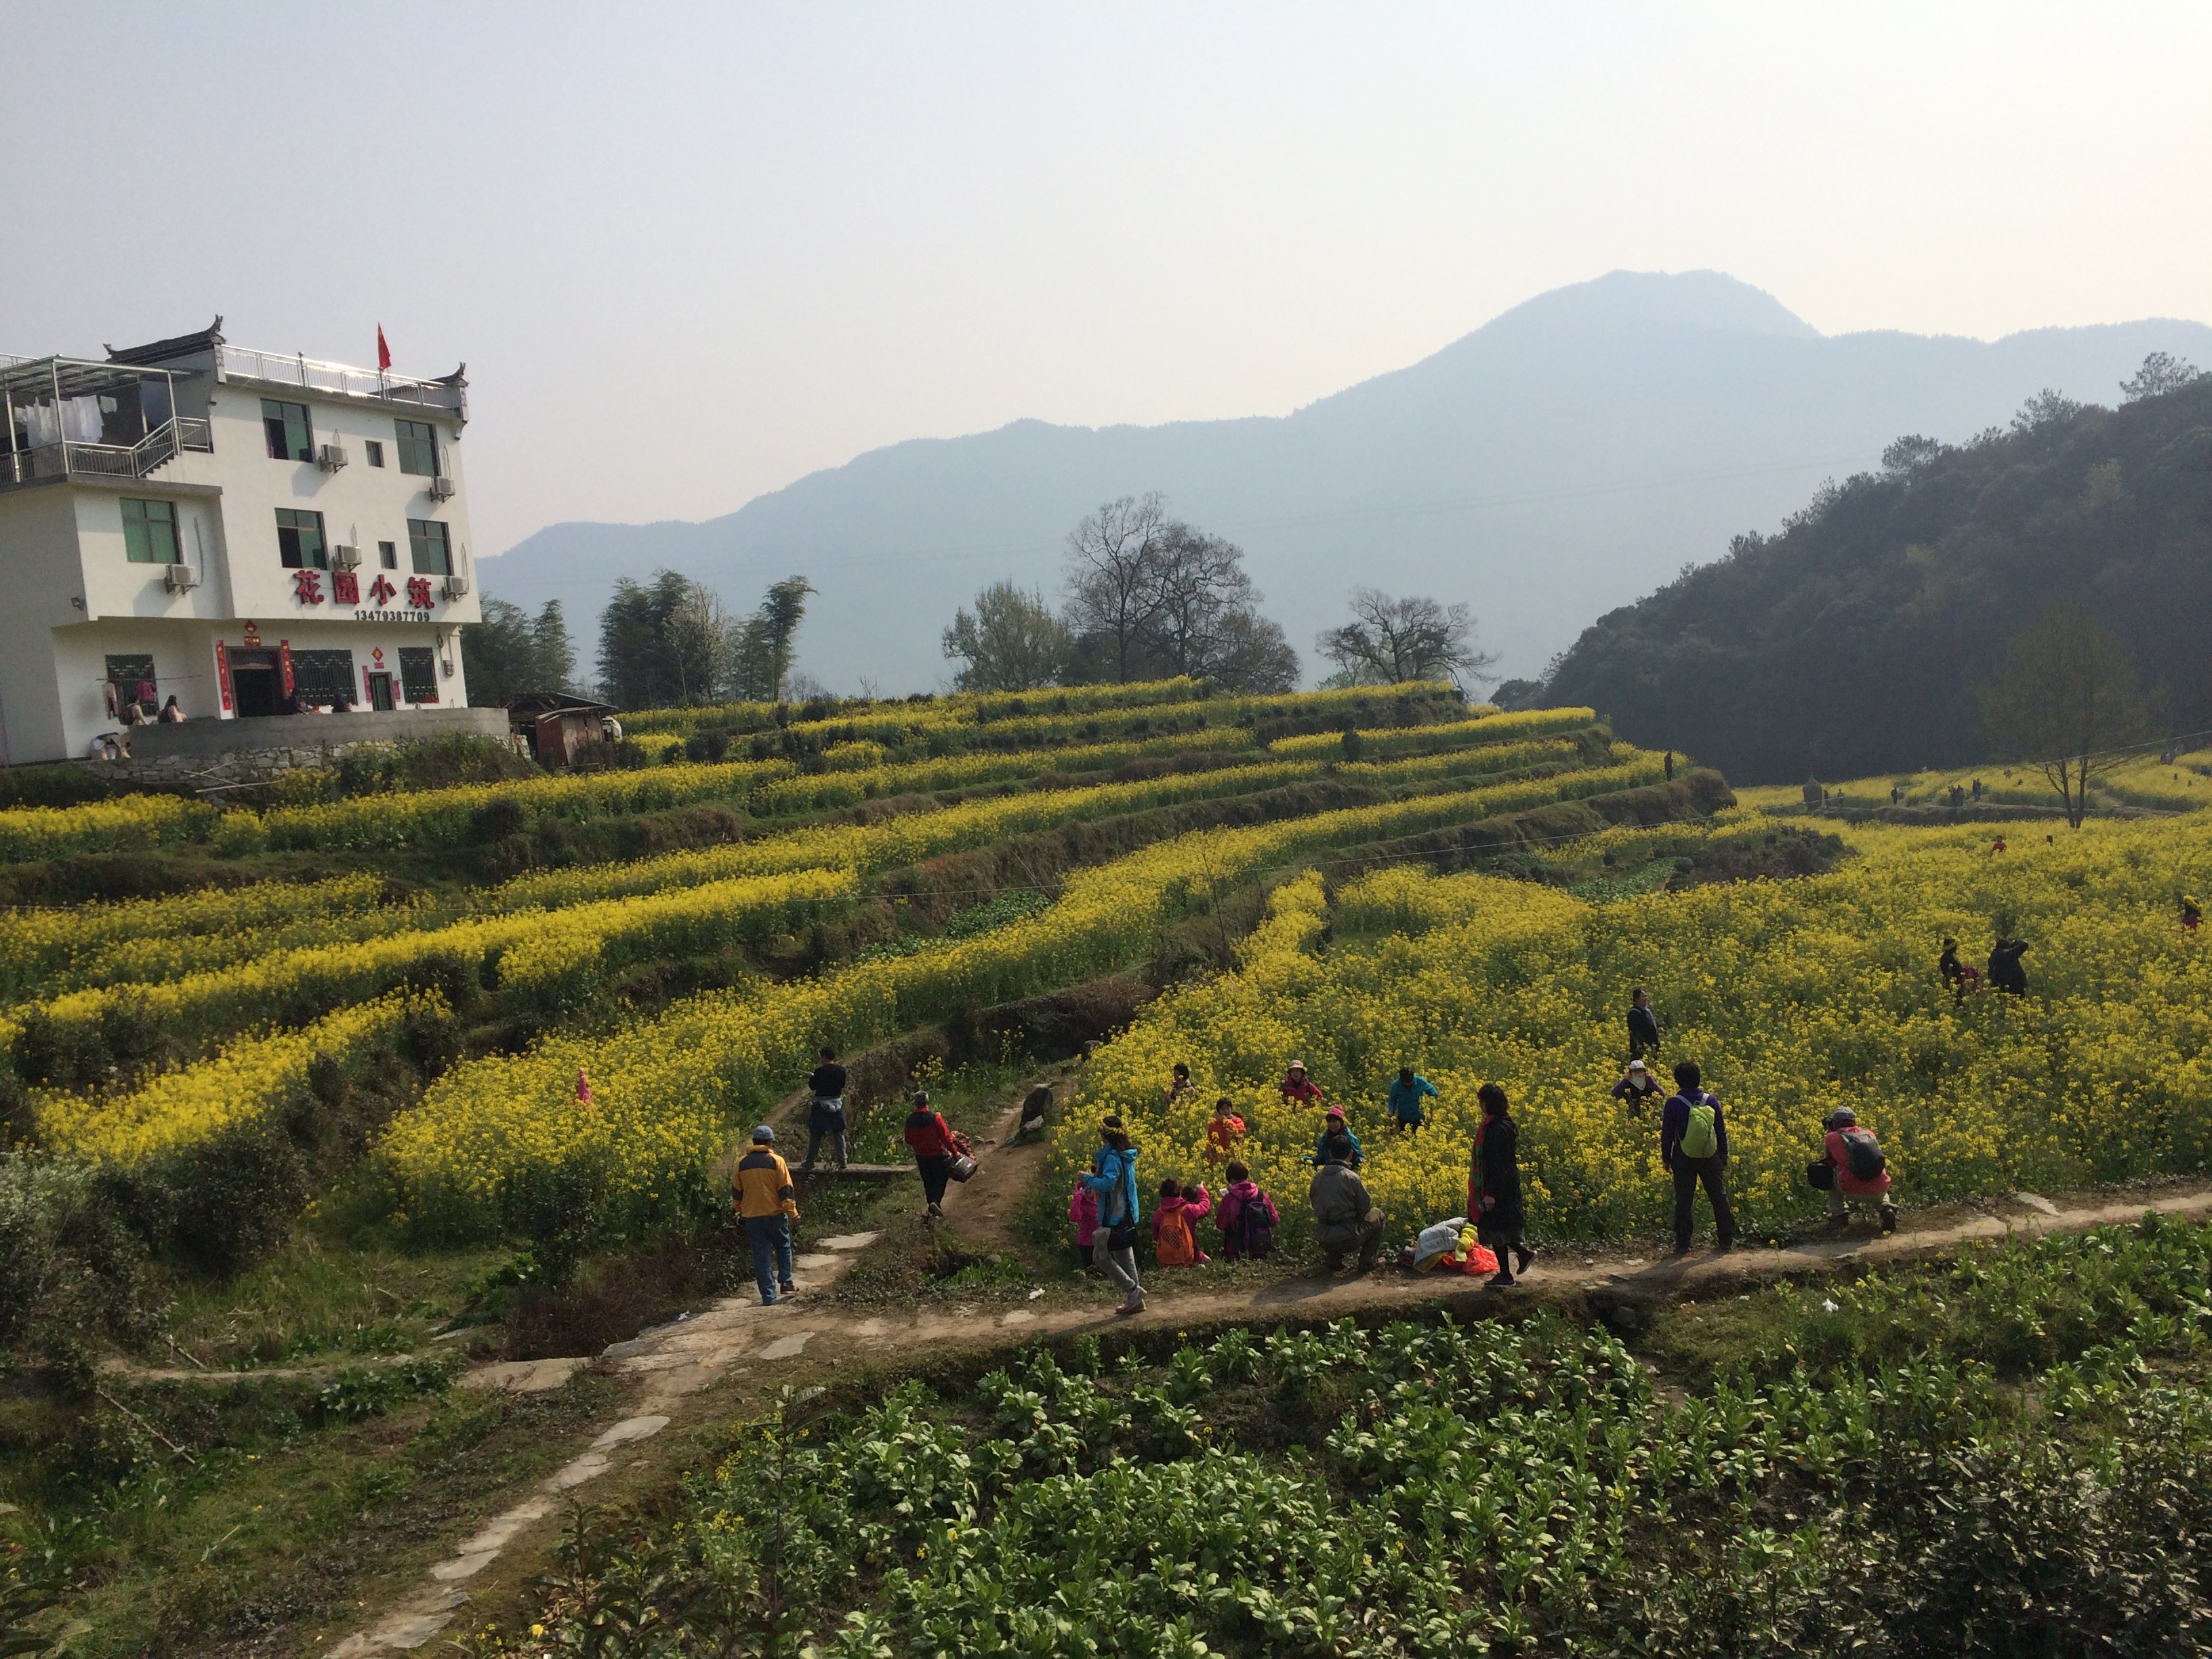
left=328, top=1228, right=882, bottom=1656
left=327, top=1174, right=2212, bottom=1653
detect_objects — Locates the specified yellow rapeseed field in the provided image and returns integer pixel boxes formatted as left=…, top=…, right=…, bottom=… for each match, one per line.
left=376, top=767, right=1654, bottom=1237
left=37, top=991, right=436, bottom=1166
left=1054, top=812, right=2212, bottom=1244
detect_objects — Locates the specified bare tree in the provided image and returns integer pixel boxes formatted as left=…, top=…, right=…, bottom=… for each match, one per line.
left=942, top=581, right=1071, bottom=691
left=1061, top=493, right=1169, bottom=683
left=1980, top=608, right=2155, bottom=827
left=1317, top=588, right=1498, bottom=689
left=1138, top=524, right=1246, bottom=676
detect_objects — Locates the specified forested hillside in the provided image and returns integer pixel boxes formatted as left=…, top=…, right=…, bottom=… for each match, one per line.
left=1544, top=372, right=2212, bottom=783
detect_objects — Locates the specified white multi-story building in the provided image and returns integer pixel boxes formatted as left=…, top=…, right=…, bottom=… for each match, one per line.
left=0, top=318, right=487, bottom=766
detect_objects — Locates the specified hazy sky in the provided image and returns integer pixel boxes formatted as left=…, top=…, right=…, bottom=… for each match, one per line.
left=5, top=3, right=2209, bottom=558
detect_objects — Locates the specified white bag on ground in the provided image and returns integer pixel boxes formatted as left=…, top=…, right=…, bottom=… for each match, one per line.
left=1414, top=1216, right=1471, bottom=1271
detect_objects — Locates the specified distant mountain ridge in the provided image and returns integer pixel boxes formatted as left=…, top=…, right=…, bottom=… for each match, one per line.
left=478, top=270, right=2212, bottom=694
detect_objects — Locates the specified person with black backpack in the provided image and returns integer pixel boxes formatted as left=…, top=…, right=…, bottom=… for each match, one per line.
left=1214, top=1160, right=1279, bottom=1263
left=1660, top=1061, right=1735, bottom=1254
left=1817, top=1107, right=1897, bottom=1233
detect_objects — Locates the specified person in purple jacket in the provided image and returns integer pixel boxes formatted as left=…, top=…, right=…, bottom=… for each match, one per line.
left=1659, top=1060, right=1735, bottom=1254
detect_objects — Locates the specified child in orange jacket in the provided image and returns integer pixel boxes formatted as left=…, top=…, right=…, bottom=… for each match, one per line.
left=1151, top=1179, right=1213, bottom=1267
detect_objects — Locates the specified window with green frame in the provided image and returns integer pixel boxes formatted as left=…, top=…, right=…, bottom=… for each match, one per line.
left=407, top=517, right=452, bottom=575
left=398, top=646, right=439, bottom=703
left=121, top=498, right=181, bottom=564
left=394, top=419, right=438, bottom=476
left=261, top=398, right=313, bottom=462
left=276, top=508, right=328, bottom=569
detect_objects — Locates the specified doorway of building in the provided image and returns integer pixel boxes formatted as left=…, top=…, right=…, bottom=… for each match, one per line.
left=364, top=672, right=394, bottom=712
left=229, top=649, right=282, bottom=718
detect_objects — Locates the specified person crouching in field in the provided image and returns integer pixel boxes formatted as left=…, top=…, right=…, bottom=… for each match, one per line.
left=1820, top=1107, right=1898, bottom=1233
left=1215, top=1161, right=1278, bottom=1262
left=1312, top=1105, right=1363, bottom=1168
left=1610, top=1057, right=1664, bottom=1115
left=1470, top=1083, right=1534, bottom=1288
left=1310, top=1132, right=1384, bottom=1273
left=733, top=1125, right=800, bottom=1306
left=1205, top=1097, right=1246, bottom=1164
left=1152, top=1178, right=1212, bottom=1267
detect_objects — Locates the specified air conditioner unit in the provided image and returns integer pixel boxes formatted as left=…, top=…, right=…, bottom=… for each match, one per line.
left=442, top=573, right=470, bottom=598
left=428, top=474, right=457, bottom=501
left=331, top=544, right=362, bottom=570
left=164, top=563, right=200, bottom=593
left=316, top=443, right=348, bottom=472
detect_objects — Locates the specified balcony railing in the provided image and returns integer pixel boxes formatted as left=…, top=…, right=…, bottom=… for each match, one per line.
left=0, top=417, right=212, bottom=493
left=215, top=345, right=464, bottom=415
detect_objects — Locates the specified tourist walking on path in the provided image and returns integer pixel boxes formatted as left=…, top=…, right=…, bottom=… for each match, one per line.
left=1627, top=989, right=1662, bottom=1061
left=1387, top=1066, right=1438, bottom=1132
left=800, top=1046, right=848, bottom=1172
left=902, top=1090, right=961, bottom=1218
left=1470, top=1083, right=1535, bottom=1288
left=1309, top=1132, right=1384, bottom=1272
left=733, top=1126, right=800, bottom=1305
left=1214, top=1161, right=1279, bottom=1262
left=1610, top=1057, right=1664, bottom=1115
left=1660, top=1061, right=1735, bottom=1254
left=1081, top=1116, right=1146, bottom=1315
left=1820, top=1107, right=1898, bottom=1233
left=1278, top=1060, right=1324, bottom=1109
left=1311, top=1105, right=1363, bottom=1168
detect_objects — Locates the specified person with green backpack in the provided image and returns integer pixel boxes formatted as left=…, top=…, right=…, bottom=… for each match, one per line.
left=1660, top=1060, right=1735, bottom=1254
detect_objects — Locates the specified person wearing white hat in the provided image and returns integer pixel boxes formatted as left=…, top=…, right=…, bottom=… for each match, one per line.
left=1610, top=1057, right=1665, bottom=1116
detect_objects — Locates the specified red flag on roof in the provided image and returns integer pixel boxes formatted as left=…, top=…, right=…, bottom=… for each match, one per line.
left=376, top=325, right=392, bottom=372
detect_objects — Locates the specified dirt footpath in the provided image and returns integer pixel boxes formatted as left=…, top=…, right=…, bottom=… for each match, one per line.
left=326, top=1118, right=2212, bottom=1654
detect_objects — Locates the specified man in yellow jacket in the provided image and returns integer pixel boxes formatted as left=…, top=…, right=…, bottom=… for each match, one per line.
left=733, top=1124, right=800, bottom=1305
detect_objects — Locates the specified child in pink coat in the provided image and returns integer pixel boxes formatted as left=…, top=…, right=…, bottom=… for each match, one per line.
left=1069, top=1174, right=1100, bottom=1266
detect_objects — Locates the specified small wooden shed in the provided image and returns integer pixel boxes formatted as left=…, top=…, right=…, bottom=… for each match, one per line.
left=507, top=693, right=615, bottom=768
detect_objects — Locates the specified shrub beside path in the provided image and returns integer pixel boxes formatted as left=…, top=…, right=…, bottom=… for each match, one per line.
left=329, top=1095, right=2212, bottom=1654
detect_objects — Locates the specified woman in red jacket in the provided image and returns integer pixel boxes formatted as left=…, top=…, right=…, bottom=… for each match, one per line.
left=903, top=1090, right=961, bottom=1218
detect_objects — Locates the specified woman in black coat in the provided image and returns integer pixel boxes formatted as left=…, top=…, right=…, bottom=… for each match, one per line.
left=1473, top=1082, right=1535, bottom=1288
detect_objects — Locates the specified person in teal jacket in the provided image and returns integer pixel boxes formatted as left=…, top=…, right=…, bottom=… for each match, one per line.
left=1387, top=1067, right=1438, bottom=1132
left=1311, top=1105, right=1364, bottom=1168
left=1080, top=1115, right=1146, bottom=1315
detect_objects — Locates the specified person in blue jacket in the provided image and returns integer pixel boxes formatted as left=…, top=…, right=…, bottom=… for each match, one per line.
left=1080, top=1115, right=1146, bottom=1315
left=1387, top=1067, right=1439, bottom=1132
left=1311, top=1105, right=1364, bottom=1168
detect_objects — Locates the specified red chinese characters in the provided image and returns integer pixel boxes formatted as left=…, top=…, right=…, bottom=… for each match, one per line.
left=292, top=568, right=325, bottom=605
left=406, top=576, right=434, bottom=609
left=368, top=573, right=397, bottom=607
left=332, top=570, right=361, bottom=605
